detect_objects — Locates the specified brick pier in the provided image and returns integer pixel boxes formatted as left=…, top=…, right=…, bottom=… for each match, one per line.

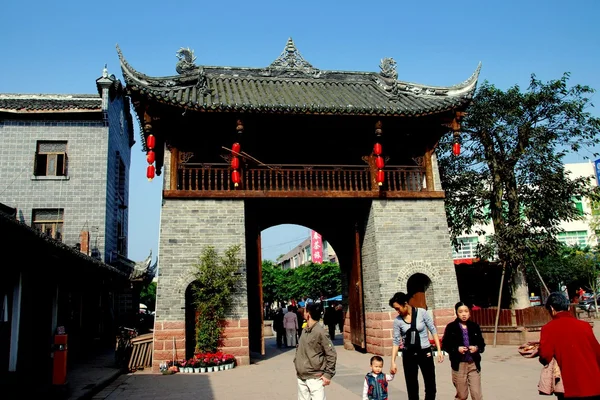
left=152, top=318, right=250, bottom=371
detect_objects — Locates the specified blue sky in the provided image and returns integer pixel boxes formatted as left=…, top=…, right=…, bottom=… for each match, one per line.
left=1, top=0, right=599, bottom=262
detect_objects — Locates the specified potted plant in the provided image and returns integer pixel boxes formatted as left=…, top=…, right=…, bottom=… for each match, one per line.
left=188, top=358, right=197, bottom=373
left=224, top=354, right=235, bottom=369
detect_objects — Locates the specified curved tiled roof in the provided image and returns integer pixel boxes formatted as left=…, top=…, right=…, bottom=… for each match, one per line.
left=118, top=40, right=480, bottom=117
left=0, top=94, right=102, bottom=113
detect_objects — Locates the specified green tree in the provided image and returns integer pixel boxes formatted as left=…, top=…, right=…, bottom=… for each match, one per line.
left=139, top=281, right=156, bottom=310
left=439, top=73, right=600, bottom=308
left=192, top=245, right=243, bottom=352
left=262, top=261, right=342, bottom=302
left=261, top=260, right=284, bottom=305
left=526, top=245, right=588, bottom=294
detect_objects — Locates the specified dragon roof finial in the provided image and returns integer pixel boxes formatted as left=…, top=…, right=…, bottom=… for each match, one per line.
left=176, top=47, right=198, bottom=74
left=379, top=58, right=398, bottom=81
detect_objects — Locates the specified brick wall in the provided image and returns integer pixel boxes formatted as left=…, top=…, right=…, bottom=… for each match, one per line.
left=361, top=199, right=459, bottom=355
left=153, top=198, right=249, bottom=369
left=0, top=118, right=110, bottom=259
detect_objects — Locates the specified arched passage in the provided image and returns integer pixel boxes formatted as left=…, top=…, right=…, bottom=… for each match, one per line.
left=407, top=272, right=433, bottom=310
left=245, top=198, right=372, bottom=355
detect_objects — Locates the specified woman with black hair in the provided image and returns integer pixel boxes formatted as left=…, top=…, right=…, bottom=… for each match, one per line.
left=441, top=302, right=485, bottom=400
left=389, top=292, right=443, bottom=400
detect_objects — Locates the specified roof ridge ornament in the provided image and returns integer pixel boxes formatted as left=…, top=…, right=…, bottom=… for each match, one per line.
left=268, top=38, right=318, bottom=75
left=379, top=58, right=398, bottom=81
left=176, top=47, right=198, bottom=74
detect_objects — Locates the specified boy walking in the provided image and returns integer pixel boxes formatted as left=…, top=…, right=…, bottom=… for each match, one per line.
left=363, top=356, right=395, bottom=400
left=294, top=303, right=337, bottom=400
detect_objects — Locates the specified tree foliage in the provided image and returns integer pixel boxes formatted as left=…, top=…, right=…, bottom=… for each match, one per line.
left=262, top=261, right=342, bottom=304
left=139, top=281, right=156, bottom=310
left=526, top=245, right=594, bottom=293
left=439, top=73, right=600, bottom=304
left=191, top=245, right=243, bottom=352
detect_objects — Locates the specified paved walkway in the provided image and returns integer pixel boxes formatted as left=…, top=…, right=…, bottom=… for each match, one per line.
left=86, top=321, right=599, bottom=400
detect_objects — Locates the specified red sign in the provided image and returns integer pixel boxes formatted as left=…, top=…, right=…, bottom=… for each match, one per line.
left=311, top=230, right=323, bottom=264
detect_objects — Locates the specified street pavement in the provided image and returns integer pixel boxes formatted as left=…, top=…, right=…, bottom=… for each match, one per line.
left=90, top=321, right=600, bottom=400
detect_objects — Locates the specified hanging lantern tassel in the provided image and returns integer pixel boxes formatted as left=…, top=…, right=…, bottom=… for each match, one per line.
left=147, top=165, right=155, bottom=181
left=376, top=170, right=384, bottom=186
left=232, top=170, right=240, bottom=187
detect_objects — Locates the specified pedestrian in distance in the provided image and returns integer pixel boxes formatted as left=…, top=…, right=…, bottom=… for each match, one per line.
left=538, top=292, right=600, bottom=400
left=295, top=302, right=337, bottom=400
left=362, top=355, right=395, bottom=400
left=335, top=303, right=344, bottom=333
left=296, top=306, right=305, bottom=339
left=441, top=302, right=485, bottom=400
left=273, top=307, right=286, bottom=348
left=389, top=292, right=443, bottom=400
left=324, top=302, right=337, bottom=340
left=284, top=304, right=299, bottom=348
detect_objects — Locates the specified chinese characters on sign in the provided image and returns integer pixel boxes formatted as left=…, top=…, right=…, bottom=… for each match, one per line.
left=310, top=230, right=323, bottom=264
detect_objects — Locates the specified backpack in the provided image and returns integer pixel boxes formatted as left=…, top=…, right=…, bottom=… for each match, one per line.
left=403, top=307, right=421, bottom=354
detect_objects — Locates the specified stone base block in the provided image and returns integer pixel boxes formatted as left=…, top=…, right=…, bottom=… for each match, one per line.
left=151, top=318, right=250, bottom=372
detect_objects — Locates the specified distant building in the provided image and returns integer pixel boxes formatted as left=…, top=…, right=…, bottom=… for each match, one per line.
left=277, top=231, right=337, bottom=269
left=452, top=161, right=599, bottom=263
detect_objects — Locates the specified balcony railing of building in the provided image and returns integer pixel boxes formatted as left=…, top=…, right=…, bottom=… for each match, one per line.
left=166, top=163, right=442, bottom=199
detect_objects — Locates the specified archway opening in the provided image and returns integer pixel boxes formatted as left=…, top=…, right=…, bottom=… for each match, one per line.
left=407, top=272, right=434, bottom=310
left=258, top=223, right=344, bottom=358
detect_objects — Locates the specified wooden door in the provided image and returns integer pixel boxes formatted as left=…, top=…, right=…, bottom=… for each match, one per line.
left=349, top=225, right=365, bottom=349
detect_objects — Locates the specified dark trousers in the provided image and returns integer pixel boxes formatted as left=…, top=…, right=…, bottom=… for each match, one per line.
left=327, top=324, right=336, bottom=340
left=276, top=329, right=286, bottom=347
left=402, top=347, right=437, bottom=400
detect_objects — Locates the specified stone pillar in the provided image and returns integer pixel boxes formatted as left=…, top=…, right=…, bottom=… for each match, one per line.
left=152, top=199, right=249, bottom=371
left=361, top=199, right=459, bottom=356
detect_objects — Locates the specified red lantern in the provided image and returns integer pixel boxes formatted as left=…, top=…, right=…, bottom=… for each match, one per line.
left=373, top=142, right=382, bottom=155
left=376, top=170, right=384, bottom=186
left=232, top=142, right=241, bottom=154
left=232, top=170, right=241, bottom=187
left=147, top=165, right=155, bottom=181
left=452, top=142, right=461, bottom=156
left=231, top=156, right=240, bottom=170
left=146, top=150, right=155, bottom=164
left=375, top=156, right=384, bottom=169
left=146, top=134, right=156, bottom=150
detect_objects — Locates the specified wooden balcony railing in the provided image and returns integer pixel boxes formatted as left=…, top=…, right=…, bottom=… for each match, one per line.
left=170, top=163, right=434, bottom=198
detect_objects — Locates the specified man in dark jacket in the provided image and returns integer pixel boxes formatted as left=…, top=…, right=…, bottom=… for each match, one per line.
left=539, top=292, right=600, bottom=399
left=294, top=302, right=337, bottom=399
left=273, top=308, right=286, bottom=348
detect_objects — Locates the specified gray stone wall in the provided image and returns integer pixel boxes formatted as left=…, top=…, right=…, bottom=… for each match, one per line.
left=104, top=97, right=132, bottom=261
left=155, top=199, right=247, bottom=322
left=362, top=199, right=459, bottom=312
left=0, top=118, right=110, bottom=259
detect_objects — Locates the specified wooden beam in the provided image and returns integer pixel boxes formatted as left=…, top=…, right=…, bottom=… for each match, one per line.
left=424, top=148, right=435, bottom=191
left=170, top=147, right=179, bottom=191
left=163, top=190, right=445, bottom=199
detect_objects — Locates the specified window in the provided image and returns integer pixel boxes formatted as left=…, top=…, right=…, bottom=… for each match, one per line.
left=34, top=141, right=67, bottom=176
left=452, top=236, right=479, bottom=259
left=32, top=209, right=64, bottom=241
left=572, top=197, right=584, bottom=216
left=557, top=230, right=588, bottom=247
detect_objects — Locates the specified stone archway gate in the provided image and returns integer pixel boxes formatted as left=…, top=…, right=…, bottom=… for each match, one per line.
left=118, top=39, right=479, bottom=370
